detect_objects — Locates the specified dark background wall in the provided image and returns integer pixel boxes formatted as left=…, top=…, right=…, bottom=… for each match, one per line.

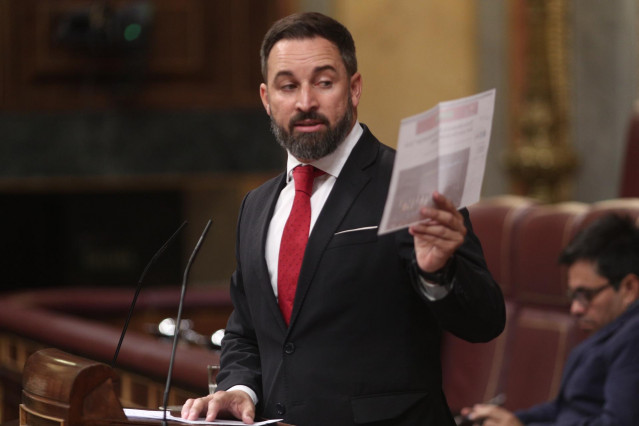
left=0, top=0, right=293, bottom=290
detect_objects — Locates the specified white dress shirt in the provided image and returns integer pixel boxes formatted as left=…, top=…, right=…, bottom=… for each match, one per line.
left=265, top=122, right=363, bottom=297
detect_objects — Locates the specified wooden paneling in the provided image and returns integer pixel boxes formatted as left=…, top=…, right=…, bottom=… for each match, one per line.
left=1, top=0, right=290, bottom=110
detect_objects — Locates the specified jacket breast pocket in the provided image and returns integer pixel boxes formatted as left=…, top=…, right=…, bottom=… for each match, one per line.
left=327, top=227, right=378, bottom=249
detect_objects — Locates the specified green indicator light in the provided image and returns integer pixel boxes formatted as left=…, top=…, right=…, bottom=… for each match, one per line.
left=124, top=23, right=142, bottom=41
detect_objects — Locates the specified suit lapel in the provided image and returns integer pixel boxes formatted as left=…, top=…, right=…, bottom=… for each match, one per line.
left=287, top=128, right=379, bottom=328
left=253, top=173, right=290, bottom=330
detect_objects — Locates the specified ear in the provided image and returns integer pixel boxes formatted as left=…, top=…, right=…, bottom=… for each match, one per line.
left=260, top=83, right=271, bottom=115
left=620, top=273, right=639, bottom=307
left=350, top=72, right=362, bottom=109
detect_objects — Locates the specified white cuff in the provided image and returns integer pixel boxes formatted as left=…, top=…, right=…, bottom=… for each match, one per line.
left=227, top=385, right=258, bottom=405
left=417, top=275, right=454, bottom=301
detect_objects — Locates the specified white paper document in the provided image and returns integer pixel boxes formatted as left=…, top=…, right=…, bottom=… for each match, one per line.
left=124, top=408, right=282, bottom=425
left=378, top=89, right=496, bottom=235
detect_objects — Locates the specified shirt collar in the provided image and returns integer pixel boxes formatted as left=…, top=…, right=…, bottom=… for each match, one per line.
left=285, top=121, right=363, bottom=182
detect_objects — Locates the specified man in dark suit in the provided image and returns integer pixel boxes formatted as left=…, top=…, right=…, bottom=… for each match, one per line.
left=182, top=12, right=505, bottom=425
left=462, top=214, right=639, bottom=425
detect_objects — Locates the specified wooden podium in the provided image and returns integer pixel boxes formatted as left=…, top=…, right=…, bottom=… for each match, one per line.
left=19, top=348, right=162, bottom=425
left=19, top=348, right=289, bottom=426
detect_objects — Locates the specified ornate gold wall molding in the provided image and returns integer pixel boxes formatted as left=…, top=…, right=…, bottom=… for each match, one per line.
left=505, top=0, right=578, bottom=203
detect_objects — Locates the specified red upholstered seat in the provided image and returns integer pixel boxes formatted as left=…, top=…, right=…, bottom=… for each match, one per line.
left=468, top=196, right=537, bottom=297
left=443, top=197, right=536, bottom=413
left=441, top=302, right=516, bottom=412
left=500, top=308, right=581, bottom=411
left=509, top=202, right=588, bottom=308
left=578, top=198, right=639, bottom=230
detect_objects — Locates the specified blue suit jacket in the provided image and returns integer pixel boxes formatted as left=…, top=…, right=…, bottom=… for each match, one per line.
left=516, top=301, right=639, bottom=425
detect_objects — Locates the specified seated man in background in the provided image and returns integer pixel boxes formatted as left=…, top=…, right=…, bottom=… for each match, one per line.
left=463, top=213, right=639, bottom=425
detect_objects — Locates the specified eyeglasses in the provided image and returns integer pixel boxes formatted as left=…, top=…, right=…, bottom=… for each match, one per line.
left=566, top=283, right=612, bottom=307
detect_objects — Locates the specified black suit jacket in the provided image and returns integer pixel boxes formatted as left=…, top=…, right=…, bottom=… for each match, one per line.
left=218, top=125, right=505, bottom=425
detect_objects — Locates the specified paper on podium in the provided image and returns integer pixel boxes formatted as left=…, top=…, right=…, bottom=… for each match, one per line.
left=379, top=89, right=496, bottom=235
left=124, top=408, right=282, bottom=425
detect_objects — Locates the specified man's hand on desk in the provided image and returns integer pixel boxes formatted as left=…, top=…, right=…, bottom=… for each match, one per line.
left=181, top=390, right=255, bottom=424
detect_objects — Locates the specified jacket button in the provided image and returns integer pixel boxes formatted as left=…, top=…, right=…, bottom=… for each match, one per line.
left=284, top=342, right=295, bottom=354
left=276, top=403, right=286, bottom=415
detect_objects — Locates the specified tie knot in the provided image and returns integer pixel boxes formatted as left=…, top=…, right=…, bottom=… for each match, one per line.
left=292, top=165, right=324, bottom=195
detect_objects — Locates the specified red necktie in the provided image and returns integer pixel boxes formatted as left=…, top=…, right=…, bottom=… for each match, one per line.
left=278, top=165, right=323, bottom=325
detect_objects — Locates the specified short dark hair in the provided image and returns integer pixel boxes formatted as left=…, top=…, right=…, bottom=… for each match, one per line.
left=559, top=213, right=639, bottom=289
left=260, top=12, right=358, bottom=81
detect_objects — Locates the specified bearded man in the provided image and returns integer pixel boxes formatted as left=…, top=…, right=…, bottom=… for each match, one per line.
left=182, top=12, right=505, bottom=426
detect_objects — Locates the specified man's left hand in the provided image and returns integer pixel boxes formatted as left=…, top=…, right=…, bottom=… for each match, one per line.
left=409, top=191, right=466, bottom=274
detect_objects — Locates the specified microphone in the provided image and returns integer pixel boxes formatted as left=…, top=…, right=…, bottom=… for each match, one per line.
left=111, top=221, right=188, bottom=369
left=162, top=219, right=212, bottom=423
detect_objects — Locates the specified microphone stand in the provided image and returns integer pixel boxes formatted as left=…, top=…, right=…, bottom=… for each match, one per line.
left=111, top=221, right=188, bottom=369
left=162, top=219, right=212, bottom=424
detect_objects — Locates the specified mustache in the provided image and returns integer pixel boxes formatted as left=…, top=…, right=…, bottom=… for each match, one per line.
left=288, top=111, right=330, bottom=129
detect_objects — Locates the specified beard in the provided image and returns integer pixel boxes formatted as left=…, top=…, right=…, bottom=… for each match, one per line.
left=269, top=98, right=354, bottom=161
